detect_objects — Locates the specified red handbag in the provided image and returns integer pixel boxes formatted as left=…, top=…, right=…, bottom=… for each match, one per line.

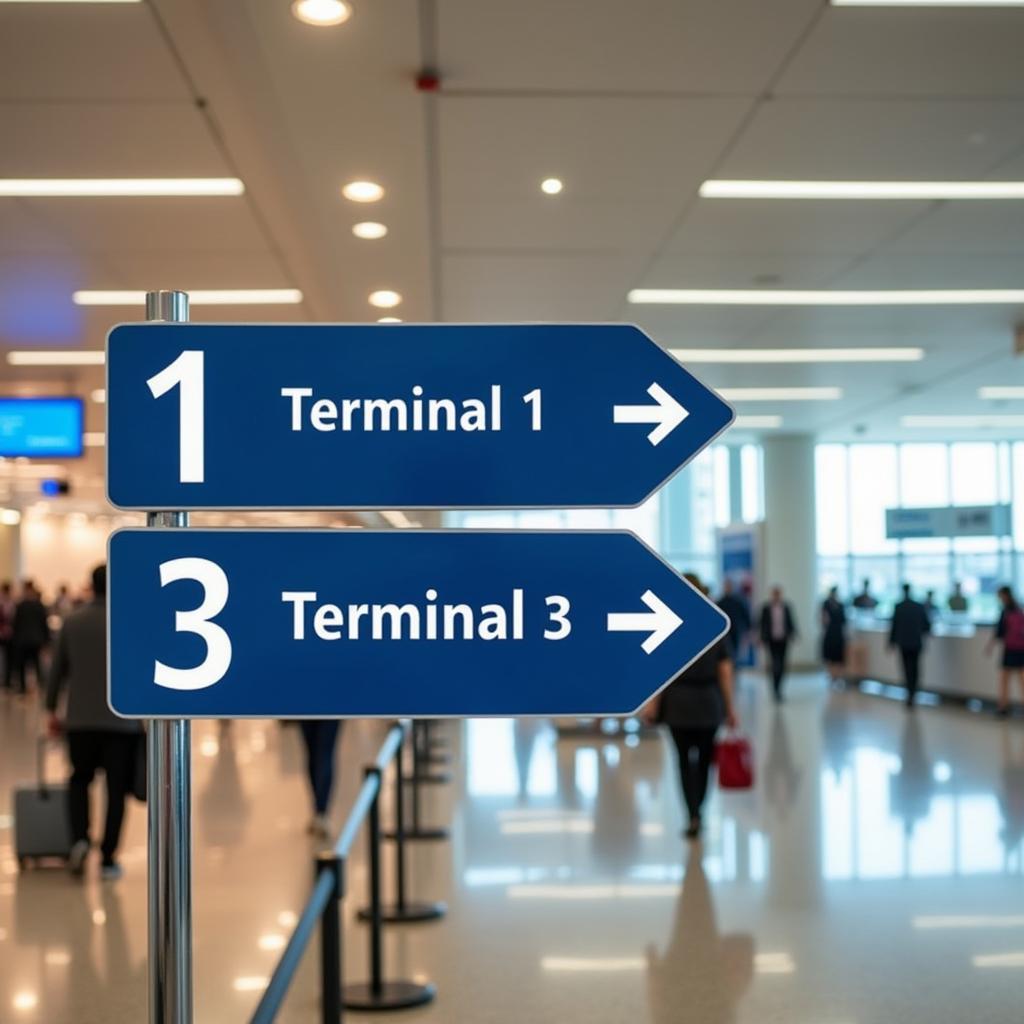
left=716, top=733, right=755, bottom=790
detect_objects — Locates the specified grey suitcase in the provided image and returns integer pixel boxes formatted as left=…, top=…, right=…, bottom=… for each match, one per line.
left=14, top=737, right=71, bottom=868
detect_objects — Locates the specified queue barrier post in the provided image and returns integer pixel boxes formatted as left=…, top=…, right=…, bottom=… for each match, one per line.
left=342, top=767, right=436, bottom=1012
left=405, top=721, right=451, bottom=785
left=359, top=729, right=445, bottom=925
left=387, top=723, right=448, bottom=843
left=316, top=851, right=344, bottom=1024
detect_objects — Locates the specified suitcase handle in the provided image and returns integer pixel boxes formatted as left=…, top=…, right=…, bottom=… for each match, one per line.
left=36, top=736, right=62, bottom=794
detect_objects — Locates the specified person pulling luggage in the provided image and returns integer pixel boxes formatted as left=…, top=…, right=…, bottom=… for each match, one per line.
left=45, top=565, right=142, bottom=880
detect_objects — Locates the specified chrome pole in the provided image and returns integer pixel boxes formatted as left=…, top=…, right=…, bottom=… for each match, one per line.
left=145, top=290, right=193, bottom=1024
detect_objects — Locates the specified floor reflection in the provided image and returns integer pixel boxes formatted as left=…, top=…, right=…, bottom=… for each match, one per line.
left=646, top=852, right=753, bottom=1024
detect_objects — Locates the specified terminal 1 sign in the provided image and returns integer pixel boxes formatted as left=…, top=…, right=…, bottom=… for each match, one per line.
left=105, top=320, right=733, bottom=719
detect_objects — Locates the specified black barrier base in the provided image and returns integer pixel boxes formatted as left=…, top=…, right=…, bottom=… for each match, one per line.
left=342, top=980, right=436, bottom=1012
left=384, top=826, right=449, bottom=842
left=357, top=900, right=447, bottom=924
left=404, top=772, right=451, bottom=785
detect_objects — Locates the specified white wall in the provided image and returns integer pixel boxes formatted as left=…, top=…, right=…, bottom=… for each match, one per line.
left=19, top=512, right=108, bottom=598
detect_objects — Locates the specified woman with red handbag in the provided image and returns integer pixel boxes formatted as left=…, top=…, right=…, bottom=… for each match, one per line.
left=642, top=574, right=739, bottom=841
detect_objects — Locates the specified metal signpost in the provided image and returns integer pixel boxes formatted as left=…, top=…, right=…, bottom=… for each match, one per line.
left=107, top=528, right=728, bottom=719
left=141, top=292, right=192, bottom=1024
left=108, top=296, right=734, bottom=1023
left=106, top=322, right=733, bottom=510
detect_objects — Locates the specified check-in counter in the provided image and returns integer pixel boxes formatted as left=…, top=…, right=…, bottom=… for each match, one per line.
left=847, top=616, right=1011, bottom=706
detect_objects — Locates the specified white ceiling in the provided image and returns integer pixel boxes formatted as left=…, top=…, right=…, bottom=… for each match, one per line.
left=2, top=0, right=1024, bottom=510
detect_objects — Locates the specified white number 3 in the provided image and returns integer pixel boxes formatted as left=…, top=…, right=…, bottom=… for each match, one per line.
left=154, top=557, right=232, bottom=691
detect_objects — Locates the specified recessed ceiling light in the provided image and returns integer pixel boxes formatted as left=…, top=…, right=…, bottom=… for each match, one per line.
left=291, top=0, right=351, bottom=25
left=717, top=387, right=842, bottom=401
left=342, top=180, right=384, bottom=203
left=979, top=386, right=1024, bottom=399
left=72, top=289, right=302, bottom=305
left=541, top=178, right=564, bottom=195
left=629, top=289, right=1024, bottom=305
left=90, top=388, right=106, bottom=403
left=0, top=178, right=243, bottom=197
left=377, top=316, right=402, bottom=323
left=368, top=290, right=402, bottom=309
left=903, top=414, right=1024, bottom=427
left=733, top=415, right=783, bottom=428
left=7, top=351, right=104, bottom=366
left=672, top=347, right=923, bottom=363
left=700, top=180, right=1024, bottom=200
left=352, top=221, right=387, bottom=240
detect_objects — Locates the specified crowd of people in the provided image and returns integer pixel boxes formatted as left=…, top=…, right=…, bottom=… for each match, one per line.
left=645, top=572, right=1022, bottom=842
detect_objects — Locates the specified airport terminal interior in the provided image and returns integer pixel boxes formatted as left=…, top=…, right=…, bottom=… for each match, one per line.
left=3, top=1, right=1024, bottom=1022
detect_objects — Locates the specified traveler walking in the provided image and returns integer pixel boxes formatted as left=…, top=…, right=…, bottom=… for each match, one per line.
left=759, top=586, right=797, bottom=703
left=45, top=566, right=142, bottom=879
left=642, top=574, right=738, bottom=840
left=10, top=580, right=50, bottom=695
left=988, top=585, right=1024, bottom=719
left=889, top=583, right=931, bottom=709
left=716, top=578, right=751, bottom=663
left=820, top=586, right=847, bottom=684
left=298, top=721, right=343, bottom=839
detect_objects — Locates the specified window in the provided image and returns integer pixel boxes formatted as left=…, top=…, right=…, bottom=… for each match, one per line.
left=816, top=440, right=1019, bottom=622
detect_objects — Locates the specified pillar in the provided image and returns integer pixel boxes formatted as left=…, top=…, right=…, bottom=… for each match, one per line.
left=761, top=435, right=817, bottom=667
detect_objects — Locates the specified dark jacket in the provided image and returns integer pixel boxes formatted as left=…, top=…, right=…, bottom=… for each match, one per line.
left=46, top=600, right=140, bottom=732
left=760, top=601, right=797, bottom=645
left=718, top=594, right=751, bottom=650
left=658, top=640, right=729, bottom=729
left=889, top=599, right=931, bottom=651
left=12, top=596, right=50, bottom=649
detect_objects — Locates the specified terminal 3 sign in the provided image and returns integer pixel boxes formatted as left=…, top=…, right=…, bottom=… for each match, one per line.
left=105, top=321, right=733, bottom=718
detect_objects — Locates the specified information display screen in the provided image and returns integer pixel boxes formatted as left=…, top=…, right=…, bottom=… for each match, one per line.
left=0, top=397, right=84, bottom=458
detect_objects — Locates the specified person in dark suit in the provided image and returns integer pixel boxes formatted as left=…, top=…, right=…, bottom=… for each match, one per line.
left=889, top=583, right=931, bottom=709
left=9, top=580, right=50, bottom=695
left=716, top=579, right=751, bottom=663
left=820, top=586, right=847, bottom=684
left=759, top=586, right=797, bottom=703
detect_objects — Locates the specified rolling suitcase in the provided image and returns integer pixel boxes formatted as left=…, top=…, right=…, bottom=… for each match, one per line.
left=14, top=737, right=72, bottom=869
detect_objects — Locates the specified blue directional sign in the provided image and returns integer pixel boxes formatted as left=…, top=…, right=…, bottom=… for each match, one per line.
left=106, top=323, right=732, bottom=510
left=108, top=529, right=729, bottom=719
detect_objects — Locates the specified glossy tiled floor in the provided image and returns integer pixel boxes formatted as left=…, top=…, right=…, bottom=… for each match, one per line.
left=2, top=674, right=1023, bottom=1023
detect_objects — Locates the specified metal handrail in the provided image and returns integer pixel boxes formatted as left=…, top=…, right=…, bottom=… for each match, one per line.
left=249, top=720, right=407, bottom=1024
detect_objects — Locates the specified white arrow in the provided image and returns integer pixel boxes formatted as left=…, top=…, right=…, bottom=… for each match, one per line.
left=607, top=590, right=683, bottom=654
left=613, top=382, right=689, bottom=446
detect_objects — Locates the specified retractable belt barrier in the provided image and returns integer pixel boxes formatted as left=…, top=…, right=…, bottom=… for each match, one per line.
left=250, top=721, right=444, bottom=1023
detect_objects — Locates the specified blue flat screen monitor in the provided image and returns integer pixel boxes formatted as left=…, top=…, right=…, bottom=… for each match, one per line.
left=0, top=397, right=84, bottom=458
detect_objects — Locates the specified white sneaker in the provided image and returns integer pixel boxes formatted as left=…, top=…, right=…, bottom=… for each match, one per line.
left=68, top=840, right=89, bottom=877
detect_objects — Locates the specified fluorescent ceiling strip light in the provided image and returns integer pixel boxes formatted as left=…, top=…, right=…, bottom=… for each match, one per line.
left=673, top=347, right=923, bottom=363
left=979, top=386, right=1024, bottom=399
left=7, top=351, right=104, bottom=366
left=73, top=289, right=302, bottom=305
left=0, top=178, right=242, bottom=196
left=903, top=415, right=1024, bottom=427
left=717, top=387, right=842, bottom=401
left=972, top=952, right=1024, bottom=969
left=701, top=180, right=1024, bottom=200
left=914, top=916, right=1024, bottom=930
left=629, top=289, right=1024, bottom=305
left=734, top=415, right=783, bottom=428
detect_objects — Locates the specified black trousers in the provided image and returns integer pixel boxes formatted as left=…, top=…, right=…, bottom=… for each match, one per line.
left=768, top=639, right=789, bottom=699
left=900, top=646, right=922, bottom=701
left=669, top=726, right=717, bottom=821
left=6, top=643, right=42, bottom=693
left=67, top=731, right=135, bottom=864
left=299, top=720, right=342, bottom=815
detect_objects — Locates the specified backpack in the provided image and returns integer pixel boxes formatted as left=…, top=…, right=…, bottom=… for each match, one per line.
left=1004, top=608, right=1024, bottom=652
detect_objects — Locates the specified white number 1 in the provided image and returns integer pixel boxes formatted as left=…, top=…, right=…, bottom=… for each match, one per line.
left=148, top=350, right=205, bottom=483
